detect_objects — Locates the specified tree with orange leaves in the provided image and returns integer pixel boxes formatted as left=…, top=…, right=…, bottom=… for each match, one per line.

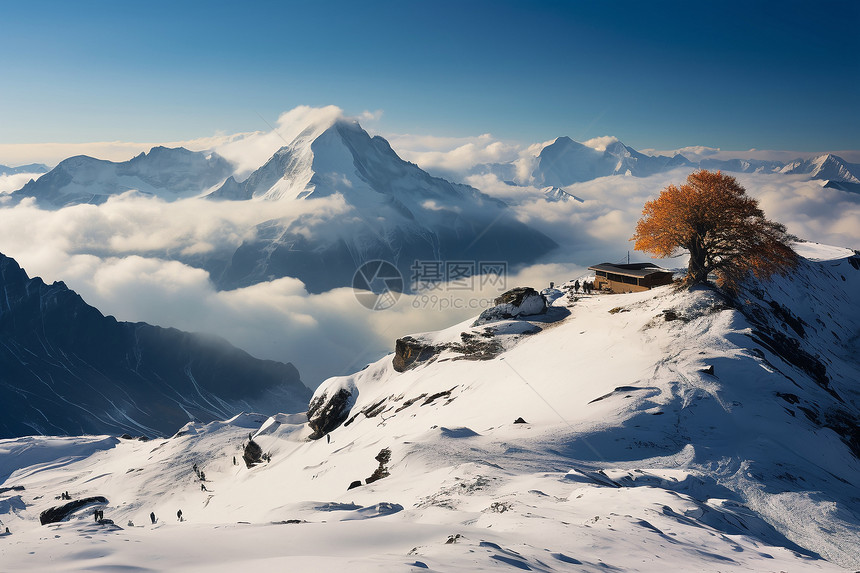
left=631, top=170, right=797, bottom=289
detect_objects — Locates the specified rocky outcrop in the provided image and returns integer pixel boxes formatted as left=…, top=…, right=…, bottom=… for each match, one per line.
left=393, top=331, right=504, bottom=373
left=39, top=496, right=108, bottom=525
left=307, top=387, right=353, bottom=439
left=365, top=448, right=392, bottom=484
left=393, top=336, right=441, bottom=372
left=242, top=439, right=263, bottom=468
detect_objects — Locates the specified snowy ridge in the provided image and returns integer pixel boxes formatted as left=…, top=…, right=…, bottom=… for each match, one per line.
left=520, top=136, right=860, bottom=188
left=0, top=163, right=49, bottom=177
left=11, top=147, right=234, bottom=208
left=780, top=154, right=860, bottom=183
left=1, top=246, right=858, bottom=570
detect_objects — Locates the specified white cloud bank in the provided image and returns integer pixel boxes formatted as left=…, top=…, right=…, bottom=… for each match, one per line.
left=0, top=105, right=857, bottom=391
left=0, top=167, right=855, bottom=390
left=0, top=172, right=44, bottom=194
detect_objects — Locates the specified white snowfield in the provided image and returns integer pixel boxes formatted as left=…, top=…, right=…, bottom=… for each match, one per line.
left=1, top=245, right=858, bottom=572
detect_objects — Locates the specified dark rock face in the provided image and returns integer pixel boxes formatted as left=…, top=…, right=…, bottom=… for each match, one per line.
left=0, top=253, right=311, bottom=438
left=393, top=332, right=504, bottom=373
left=243, top=440, right=263, bottom=468
left=393, top=336, right=441, bottom=372
left=39, top=496, right=108, bottom=525
left=307, top=388, right=353, bottom=440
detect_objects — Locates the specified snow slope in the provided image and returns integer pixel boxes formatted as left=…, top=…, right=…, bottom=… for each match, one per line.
left=0, top=247, right=858, bottom=571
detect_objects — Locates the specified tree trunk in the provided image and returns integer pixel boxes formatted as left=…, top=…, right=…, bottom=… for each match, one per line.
left=686, top=237, right=709, bottom=285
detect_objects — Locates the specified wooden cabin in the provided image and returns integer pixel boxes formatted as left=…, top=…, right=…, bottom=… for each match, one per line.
left=588, top=262, right=674, bottom=294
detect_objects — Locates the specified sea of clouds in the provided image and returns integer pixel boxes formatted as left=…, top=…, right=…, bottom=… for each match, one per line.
left=0, top=106, right=857, bottom=389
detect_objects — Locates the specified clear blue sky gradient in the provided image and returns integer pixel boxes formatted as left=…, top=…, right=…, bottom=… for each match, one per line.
left=2, top=0, right=858, bottom=151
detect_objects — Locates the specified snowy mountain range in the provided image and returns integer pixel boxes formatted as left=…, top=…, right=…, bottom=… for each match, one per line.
left=0, top=243, right=857, bottom=570
left=529, top=137, right=692, bottom=186
left=473, top=136, right=860, bottom=189
left=206, top=119, right=558, bottom=292
left=0, top=252, right=310, bottom=438
left=3, top=121, right=559, bottom=293
left=10, top=147, right=233, bottom=207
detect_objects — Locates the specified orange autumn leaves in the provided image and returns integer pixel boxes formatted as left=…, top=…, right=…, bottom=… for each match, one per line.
left=632, top=170, right=797, bottom=289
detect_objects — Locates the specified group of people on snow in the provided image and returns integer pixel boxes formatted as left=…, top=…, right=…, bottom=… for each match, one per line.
left=571, top=279, right=595, bottom=294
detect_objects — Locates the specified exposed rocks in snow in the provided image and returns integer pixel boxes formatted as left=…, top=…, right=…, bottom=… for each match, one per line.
left=242, top=439, right=263, bottom=468
left=662, top=309, right=687, bottom=322
left=393, top=336, right=441, bottom=372
left=513, top=417, right=528, bottom=424
left=455, top=333, right=504, bottom=361
left=393, top=332, right=504, bottom=372
left=473, top=287, right=547, bottom=325
left=422, top=388, right=455, bottom=406
left=395, top=394, right=428, bottom=412
left=307, top=387, right=353, bottom=439
left=365, top=448, right=392, bottom=485
left=39, top=496, right=108, bottom=525
left=347, top=480, right=362, bottom=490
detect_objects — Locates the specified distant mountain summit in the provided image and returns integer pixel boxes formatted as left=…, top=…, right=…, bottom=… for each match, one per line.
left=779, top=153, right=860, bottom=183
left=11, top=146, right=233, bottom=207
left=206, top=119, right=558, bottom=292
left=0, top=163, right=49, bottom=176
left=531, top=136, right=691, bottom=186
left=526, top=136, right=860, bottom=189
left=0, top=252, right=310, bottom=438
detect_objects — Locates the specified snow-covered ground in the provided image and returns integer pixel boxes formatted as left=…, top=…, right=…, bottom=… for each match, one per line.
left=1, top=245, right=858, bottom=571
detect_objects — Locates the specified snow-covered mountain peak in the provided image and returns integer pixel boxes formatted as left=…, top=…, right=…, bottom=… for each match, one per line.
left=11, top=146, right=234, bottom=207
left=776, top=153, right=859, bottom=183
left=212, top=117, right=493, bottom=208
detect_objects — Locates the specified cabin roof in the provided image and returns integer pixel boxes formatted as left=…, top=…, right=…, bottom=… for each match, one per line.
left=588, top=262, right=672, bottom=279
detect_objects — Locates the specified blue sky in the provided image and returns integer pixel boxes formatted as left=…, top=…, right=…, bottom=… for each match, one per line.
left=2, top=0, right=858, bottom=151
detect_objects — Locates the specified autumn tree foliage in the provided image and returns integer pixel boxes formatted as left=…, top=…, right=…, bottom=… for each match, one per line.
left=631, top=170, right=798, bottom=289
